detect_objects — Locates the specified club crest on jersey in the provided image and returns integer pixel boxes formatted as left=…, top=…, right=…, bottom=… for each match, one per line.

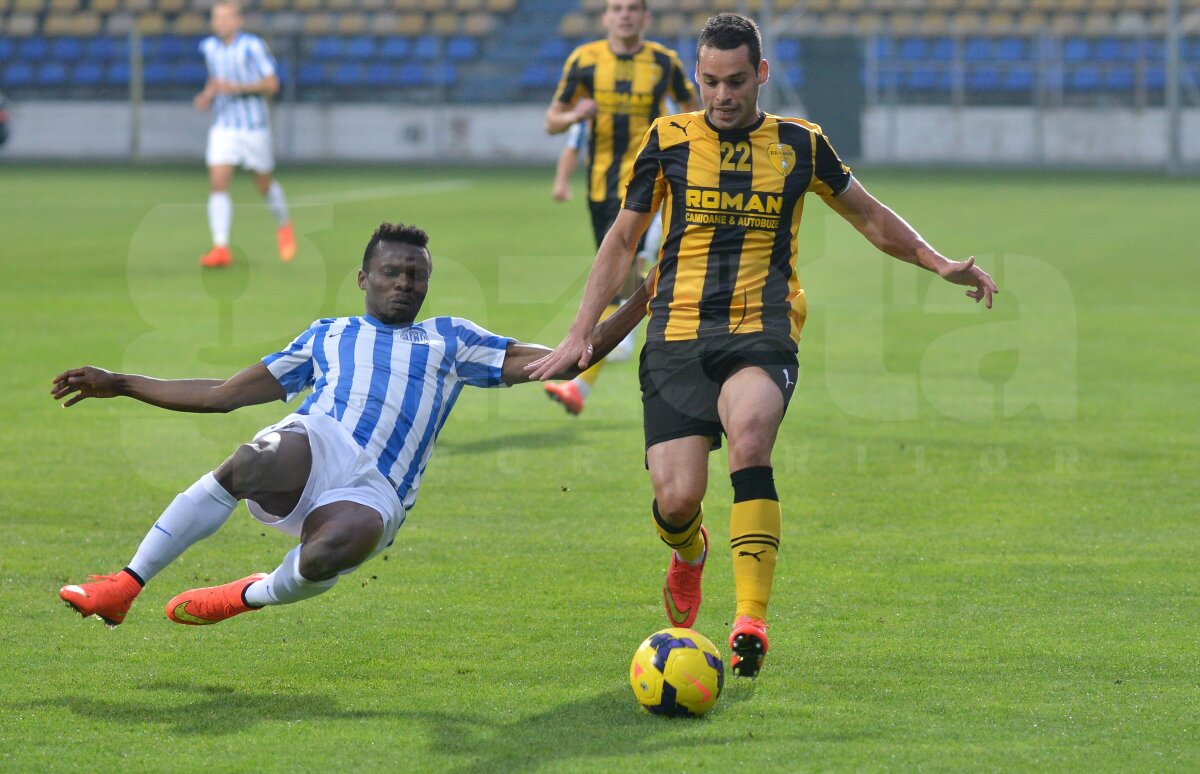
left=398, top=327, right=429, bottom=344
left=767, top=143, right=796, bottom=176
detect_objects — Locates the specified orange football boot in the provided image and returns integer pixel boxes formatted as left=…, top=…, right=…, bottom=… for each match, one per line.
left=59, top=570, right=142, bottom=628
left=662, top=526, right=708, bottom=628
left=165, top=572, right=268, bottom=626
left=276, top=222, right=296, bottom=262
left=729, top=615, right=769, bottom=678
left=543, top=380, right=584, bottom=415
left=199, top=245, right=232, bottom=268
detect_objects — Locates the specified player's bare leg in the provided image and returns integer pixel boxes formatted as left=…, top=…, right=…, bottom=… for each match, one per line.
left=719, top=366, right=786, bottom=677
left=253, top=170, right=294, bottom=261
left=648, top=436, right=711, bottom=629
left=201, top=164, right=236, bottom=267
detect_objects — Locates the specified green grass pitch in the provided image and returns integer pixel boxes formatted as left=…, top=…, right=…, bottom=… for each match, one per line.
left=0, top=163, right=1196, bottom=771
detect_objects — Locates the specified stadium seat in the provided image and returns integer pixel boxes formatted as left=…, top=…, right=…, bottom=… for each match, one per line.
left=446, top=35, right=478, bottom=61
left=784, top=64, right=804, bottom=89
left=1104, top=65, right=1135, bottom=89
left=297, top=62, right=326, bottom=88
left=1145, top=66, right=1165, bottom=89
left=365, top=62, right=396, bottom=87
left=929, top=36, right=955, bottom=61
left=18, top=36, right=50, bottom=60
left=4, top=61, right=35, bottom=87
left=379, top=37, right=410, bottom=60
left=967, top=65, right=1001, bottom=90
left=413, top=35, right=439, bottom=59
left=152, top=34, right=187, bottom=59
left=398, top=62, right=428, bottom=87
left=175, top=61, right=206, bottom=85
left=143, top=61, right=170, bottom=85
left=897, top=36, right=928, bottom=60
left=426, top=63, right=456, bottom=87
left=50, top=36, right=83, bottom=61
left=311, top=35, right=341, bottom=60
left=84, top=36, right=120, bottom=60
left=106, top=61, right=130, bottom=86
left=776, top=38, right=801, bottom=62
left=904, top=66, right=951, bottom=90
left=0, top=38, right=12, bottom=61
left=332, top=63, right=365, bottom=87
left=72, top=60, right=104, bottom=85
left=995, top=37, right=1027, bottom=61
left=344, top=35, right=375, bottom=60
left=536, top=36, right=569, bottom=62
left=963, top=37, right=992, bottom=61
left=1067, top=65, right=1101, bottom=90
left=1002, top=65, right=1036, bottom=90
left=1063, top=37, right=1091, bottom=62
left=519, top=63, right=558, bottom=89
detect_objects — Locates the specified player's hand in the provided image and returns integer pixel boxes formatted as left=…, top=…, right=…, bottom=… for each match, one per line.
left=193, top=91, right=212, bottom=111
left=552, top=181, right=572, bottom=201
left=937, top=256, right=998, bottom=309
left=524, top=330, right=593, bottom=381
left=574, top=98, right=598, bottom=121
left=51, top=367, right=122, bottom=407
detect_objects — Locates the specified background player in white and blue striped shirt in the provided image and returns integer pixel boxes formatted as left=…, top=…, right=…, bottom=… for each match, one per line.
left=55, top=222, right=648, bottom=628
left=193, top=0, right=295, bottom=268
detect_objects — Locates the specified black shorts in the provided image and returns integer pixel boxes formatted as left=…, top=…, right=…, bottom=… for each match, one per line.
left=639, top=333, right=799, bottom=451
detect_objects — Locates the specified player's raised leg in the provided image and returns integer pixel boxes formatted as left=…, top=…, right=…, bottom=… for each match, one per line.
left=253, top=170, right=294, bottom=262
left=201, top=162, right=235, bottom=267
left=168, top=502, right=384, bottom=625
left=719, top=365, right=786, bottom=677
left=648, top=435, right=711, bottom=629
left=60, top=427, right=311, bottom=626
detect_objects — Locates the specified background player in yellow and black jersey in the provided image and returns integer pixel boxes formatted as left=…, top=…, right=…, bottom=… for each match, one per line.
left=542, top=0, right=700, bottom=416
left=529, top=14, right=998, bottom=678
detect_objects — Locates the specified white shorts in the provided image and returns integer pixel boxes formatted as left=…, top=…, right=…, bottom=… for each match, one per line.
left=245, top=412, right=404, bottom=564
left=206, top=126, right=275, bottom=173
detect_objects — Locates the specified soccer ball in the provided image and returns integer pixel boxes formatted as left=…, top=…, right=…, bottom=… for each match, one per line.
left=629, top=627, right=724, bottom=717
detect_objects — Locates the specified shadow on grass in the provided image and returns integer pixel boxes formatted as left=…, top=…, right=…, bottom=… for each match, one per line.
left=20, top=680, right=393, bottom=737
left=402, top=684, right=737, bottom=773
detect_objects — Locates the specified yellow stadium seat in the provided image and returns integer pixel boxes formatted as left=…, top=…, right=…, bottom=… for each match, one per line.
left=302, top=12, right=335, bottom=33
left=293, top=0, right=323, bottom=12
left=431, top=11, right=458, bottom=33
left=485, top=0, right=514, bottom=12
left=654, top=12, right=685, bottom=36
left=965, top=0, right=990, bottom=11
left=1017, top=11, right=1047, bottom=30
left=173, top=12, right=208, bottom=33
left=158, top=0, right=185, bottom=12
left=123, top=0, right=152, bottom=12
left=820, top=12, right=852, bottom=33
left=42, top=14, right=73, bottom=34
left=1082, top=12, right=1114, bottom=32
left=12, top=0, right=42, bottom=12
left=419, top=0, right=446, bottom=10
left=259, top=0, right=287, bottom=10
left=931, top=0, right=957, bottom=10
left=392, top=0, right=422, bottom=9
left=137, top=13, right=167, bottom=33
left=985, top=11, right=1015, bottom=30
left=855, top=12, right=883, bottom=34
left=74, top=13, right=103, bottom=34
left=557, top=11, right=588, bottom=37
left=359, top=0, right=388, bottom=9
left=886, top=12, right=916, bottom=34
left=950, top=12, right=983, bottom=32
left=580, top=0, right=604, bottom=11
left=337, top=12, right=367, bottom=32
left=1050, top=13, right=1082, bottom=33
left=919, top=11, right=948, bottom=34
left=1092, top=0, right=1120, bottom=10
left=453, top=0, right=483, bottom=10
left=396, top=11, right=426, bottom=33
left=329, top=0, right=357, bottom=10
left=462, top=10, right=495, bottom=35
left=49, top=0, right=79, bottom=12
left=805, top=0, right=831, bottom=12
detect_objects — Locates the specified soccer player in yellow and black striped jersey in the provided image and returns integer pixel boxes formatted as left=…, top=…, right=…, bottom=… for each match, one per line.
left=542, top=0, right=700, bottom=416
left=528, top=13, right=997, bottom=679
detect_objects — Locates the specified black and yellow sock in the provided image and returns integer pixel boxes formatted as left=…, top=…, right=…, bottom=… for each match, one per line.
left=730, top=466, right=781, bottom=621
left=576, top=302, right=621, bottom=387
left=653, top=501, right=706, bottom=563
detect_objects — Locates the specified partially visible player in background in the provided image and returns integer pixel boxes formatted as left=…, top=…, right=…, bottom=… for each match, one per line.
left=193, top=0, right=294, bottom=269
left=542, top=0, right=700, bottom=414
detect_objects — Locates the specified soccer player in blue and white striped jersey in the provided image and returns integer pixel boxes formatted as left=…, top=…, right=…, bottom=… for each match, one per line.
left=55, top=222, right=649, bottom=628
left=193, top=1, right=295, bottom=268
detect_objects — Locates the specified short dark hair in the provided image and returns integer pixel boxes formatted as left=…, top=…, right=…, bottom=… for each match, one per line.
left=362, top=222, right=430, bottom=270
left=696, top=13, right=762, bottom=70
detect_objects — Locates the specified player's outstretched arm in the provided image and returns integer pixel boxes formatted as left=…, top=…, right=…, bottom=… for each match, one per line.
left=825, top=179, right=999, bottom=308
left=51, top=362, right=284, bottom=413
left=503, top=274, right=652, bottom=386
left=524, top=208, right=653, bottom=380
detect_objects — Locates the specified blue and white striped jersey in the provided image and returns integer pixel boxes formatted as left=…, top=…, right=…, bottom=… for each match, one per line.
left=263, top=315, right=513, bottom=510
left=199, top=32, right=277, bottom=130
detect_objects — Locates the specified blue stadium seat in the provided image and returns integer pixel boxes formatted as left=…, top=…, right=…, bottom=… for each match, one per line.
left=897, top=37, right=928, bottom=61
left=520, top=63, right=558, bottom=89
left=1130, top=39, right=1163, bottom=61
left=1063, top=38, right=1090, bottom=62
left=1003, top=65, right=1035, bottom=91
left=1104, top=66, right=1134, bottom=90
left=311, top=36, right=341, bottom=60
left=1094, top=38, right=1125, bottom=62
left=344, top=36, right=375, bottom=60
left=51, top=37, right=84, bottom=61
left=107, top=62, right=130, bottom=86
left=152, top=35, right=187, bottom=59
left=929, top=37, right=955, bottom=62
left=398, top=62, right=428, bottom=87
left=784, top=65, right=803, bottom=88
left=964, top=38, right=992, bottom=62
left=73, top=61, right=104, bottom=86
left=143, top=61, right=171, bottom=85
left=776, top=38, right=801, bottom=62
left=1067, top=66, right=1101, bottom=91
left=85, top=37, right=120, bottom=61
left=297, top=62, right=327, bottom=88
left=996, top=37, right=1026, bottom=62
left=536, top=37, right=569, bottom=62
left=175, top=61, right=207, bottom=85
left=365, top=62, right=395, bottom=87
left=904, top=66, right=950, bottom=90
left=379, top=37, right=409, bottom=60
left=4, top=61, right=34, bottom=87
left=446, top=36, right=478, bottom=62
left=0, top=38, right=12, bottom=61
left=869, top=37, right=893, bottom=61
left=18, top=37, right=50, bottom=61
left=413, top=35, right=439, bottom=60
left=426, top=63, right=456, bottom=87
left=967, top=66, right=1000, bottom=91
left=331, top=63, right=365, bottom=87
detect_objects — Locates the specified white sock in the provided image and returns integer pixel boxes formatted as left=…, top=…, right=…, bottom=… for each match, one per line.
left=571, top=378, right=591, bottom=399
left=127, top=473, right=237, bottom=583
left=208, top=191, right=232, bottom=247
left=264, top=180, right=289, bottom=226
left=244, top=544, right=337, bottom=607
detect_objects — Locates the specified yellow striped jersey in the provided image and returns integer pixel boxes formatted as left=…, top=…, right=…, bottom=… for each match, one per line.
left=623, top=111, right=853, bottom=345
left=553, top=40, right=697, bottom=204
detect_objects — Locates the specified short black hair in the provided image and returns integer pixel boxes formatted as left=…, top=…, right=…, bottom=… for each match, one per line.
left=362, top=222, right=430, bottom=270
left=696, top=13, right=762, bottom=70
